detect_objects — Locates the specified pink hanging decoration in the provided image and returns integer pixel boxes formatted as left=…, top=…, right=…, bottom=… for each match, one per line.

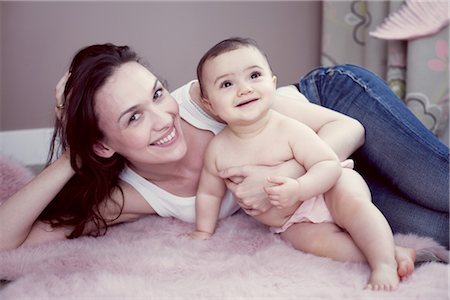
left=370, top=0, right=450, bottom=40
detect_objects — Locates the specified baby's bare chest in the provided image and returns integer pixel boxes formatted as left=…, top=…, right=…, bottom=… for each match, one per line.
left=215, top=135, right=294, bottom=171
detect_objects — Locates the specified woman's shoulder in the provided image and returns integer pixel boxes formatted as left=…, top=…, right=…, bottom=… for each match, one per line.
left=170, top=80, right=198, bottom=104
left=276, top=85, right=309, bottom=103
left=115, top=179, right=156, bottom=216
left=172, top=80, right=226, bottom=135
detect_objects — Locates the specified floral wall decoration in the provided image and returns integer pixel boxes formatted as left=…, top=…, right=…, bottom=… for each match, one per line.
left=321, top=0, right=449, bottom=145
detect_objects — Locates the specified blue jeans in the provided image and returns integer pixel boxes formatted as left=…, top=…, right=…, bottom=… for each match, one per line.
left=298, top=64, right=449, bottom=248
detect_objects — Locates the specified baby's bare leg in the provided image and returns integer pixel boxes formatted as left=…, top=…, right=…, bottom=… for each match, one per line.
left=280, top=222, right=415, bottom=288
left=280, top=222, right=366, bottom=261
left=325, top=169, right=404, bottom=291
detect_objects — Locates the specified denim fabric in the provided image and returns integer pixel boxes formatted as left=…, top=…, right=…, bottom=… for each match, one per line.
left=298, top=64, right=449, bottom=247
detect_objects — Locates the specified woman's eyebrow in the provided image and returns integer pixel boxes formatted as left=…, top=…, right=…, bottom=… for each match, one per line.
left=117, top=79, right=160, bottom=122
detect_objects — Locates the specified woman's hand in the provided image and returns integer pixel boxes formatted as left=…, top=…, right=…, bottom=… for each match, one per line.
left=218, top=165, right=271, bottom=215
left=54, top=71, right=70, bottom=121
left=218, top=160, right=306, bottom=216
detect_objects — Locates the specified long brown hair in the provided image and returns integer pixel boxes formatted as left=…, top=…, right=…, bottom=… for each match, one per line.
left=41, top=44, right=141, bottom=238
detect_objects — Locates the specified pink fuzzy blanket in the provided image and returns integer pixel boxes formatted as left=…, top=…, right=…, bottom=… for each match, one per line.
left=0, top=157, right=448, bottom=299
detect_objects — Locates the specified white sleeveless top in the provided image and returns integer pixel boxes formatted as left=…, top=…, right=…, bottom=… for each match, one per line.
left=120, top=80, right=238, bottom=223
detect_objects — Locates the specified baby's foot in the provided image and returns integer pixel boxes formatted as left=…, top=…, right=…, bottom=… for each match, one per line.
left=365, top=263, right=399, bottom=291
left=365, top=247, right=416, bottom=291
left=395, top=246, right=416, bottom=280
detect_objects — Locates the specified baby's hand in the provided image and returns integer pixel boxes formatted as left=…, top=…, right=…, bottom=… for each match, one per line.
left=182, top=230, right=213, bottom=240
left=264, top=176, right=300, bottom=209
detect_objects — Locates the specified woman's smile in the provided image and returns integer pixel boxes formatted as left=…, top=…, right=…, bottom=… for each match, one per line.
left=151, top=127, right=178, bottom=146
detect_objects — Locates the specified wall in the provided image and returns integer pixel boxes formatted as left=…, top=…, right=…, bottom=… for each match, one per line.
left=0, top=3, right=3, bottom=126
left=1, top=1, right=321, bottom=131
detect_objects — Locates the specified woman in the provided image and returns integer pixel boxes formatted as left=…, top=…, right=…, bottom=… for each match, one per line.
left=0, top=43, right=447, bottom=251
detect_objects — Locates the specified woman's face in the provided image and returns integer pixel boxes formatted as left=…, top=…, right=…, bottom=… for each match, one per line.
left=94, top=62, right=188, bottom=166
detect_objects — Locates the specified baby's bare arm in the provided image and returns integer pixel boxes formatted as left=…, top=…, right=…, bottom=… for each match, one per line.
left=191, top=141, right=227, bottom=239
left=265, top=120, right=342, bottom=207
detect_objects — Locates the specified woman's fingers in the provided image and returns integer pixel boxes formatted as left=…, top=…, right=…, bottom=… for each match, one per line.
left=55, top=71, right=70, bottom=120
left=218, top=165, right=250, bottom=179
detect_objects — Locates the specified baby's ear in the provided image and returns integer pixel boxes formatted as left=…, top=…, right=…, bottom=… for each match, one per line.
left=201, top=97, right=218, bottom=115
left=272, top=75, right=277, bottom=88
left=93, top=142, right=115, bottom=158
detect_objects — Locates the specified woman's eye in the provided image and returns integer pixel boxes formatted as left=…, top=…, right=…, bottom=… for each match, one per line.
left=153, top=88, right=163, bottom=101
left=128, top=113, right=141, bottom=124
left=250, top=71, right=262, bottom=79
left=220, top=81, right=232, bottom=88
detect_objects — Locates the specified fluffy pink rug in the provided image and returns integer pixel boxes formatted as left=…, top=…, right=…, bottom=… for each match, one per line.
left=0, top=155, right=34, bottom=201
left=0, top=158, right=448, bottom=299
left=0, top=213, right=448, bottom=299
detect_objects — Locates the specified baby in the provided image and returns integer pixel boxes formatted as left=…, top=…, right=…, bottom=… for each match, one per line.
left=188, top=37, right=415, bottom=291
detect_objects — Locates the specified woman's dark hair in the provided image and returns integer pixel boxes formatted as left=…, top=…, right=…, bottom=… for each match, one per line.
left=40, top=43, right=140, bottom=238
left=196, top=37, right=271, bottom=98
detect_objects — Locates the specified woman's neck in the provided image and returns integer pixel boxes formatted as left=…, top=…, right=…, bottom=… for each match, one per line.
left=126, top=119, right=213, bottom=196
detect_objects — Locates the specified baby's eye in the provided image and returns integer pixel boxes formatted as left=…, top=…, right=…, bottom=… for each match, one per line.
left=220, top=81, right=232, bottom=88
left=153, top=88, right=163, bottom=101
left=250, top=71, right=262, bottom=79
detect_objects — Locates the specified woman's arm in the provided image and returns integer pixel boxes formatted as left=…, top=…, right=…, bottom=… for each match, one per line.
left=272, top=92, right=365, bottom=161
left=0, top=153, right=75, bottom=250
left=0, top=157, right=157, bottom=250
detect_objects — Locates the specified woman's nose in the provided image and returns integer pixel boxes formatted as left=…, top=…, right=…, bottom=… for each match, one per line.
left=149, top=107, right=172, bottom=131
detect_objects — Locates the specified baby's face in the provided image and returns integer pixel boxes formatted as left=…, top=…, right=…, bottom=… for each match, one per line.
left=201, top=46, right=277, bottom=125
